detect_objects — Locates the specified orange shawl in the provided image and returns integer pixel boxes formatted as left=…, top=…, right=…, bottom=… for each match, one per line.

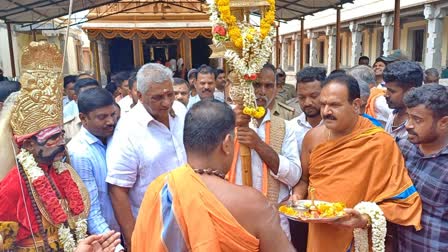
left=132, top=164, right=259, bottom=252
left=307, top=116, right=422, bottom=252
left=365, top=87, right=386, bottom=118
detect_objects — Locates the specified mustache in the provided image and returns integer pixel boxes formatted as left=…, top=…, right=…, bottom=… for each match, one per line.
left=323, top=114, right=337, bottom=120
left=38, top=146, right=66, bottom=163
left=105, top=124, right=115, bottom=130
left=303, top=105, right=317, bottom=111
left=256, top=96, right=269, bottom=103
left=407, top=129, right=418, bottom=136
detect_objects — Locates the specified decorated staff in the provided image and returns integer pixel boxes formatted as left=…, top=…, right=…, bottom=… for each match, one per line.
left=208, top=0, right=276, bottom=186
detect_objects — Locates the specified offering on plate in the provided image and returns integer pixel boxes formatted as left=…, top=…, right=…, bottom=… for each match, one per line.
left=278, top=200, right=347, bottom=222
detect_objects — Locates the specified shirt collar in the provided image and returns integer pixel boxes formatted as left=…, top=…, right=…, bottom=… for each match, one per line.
left=258, top=108, right=271, bottom=127
left=420, top=144, right=448, bottom=157
left=134, top=102, right=176, bottom=127
left=296, top=113, right=321, bottom=129
left=79, top=126, right=105, bottom=146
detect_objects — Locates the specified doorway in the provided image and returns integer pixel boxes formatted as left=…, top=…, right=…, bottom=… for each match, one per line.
left=191, top=36, right=212, bottom=68
left=109, top=38, right=134, bottom=73
left=142, top=38, right=178, bottom=65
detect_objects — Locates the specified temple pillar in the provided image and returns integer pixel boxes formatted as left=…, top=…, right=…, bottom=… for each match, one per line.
left=424, top=4, right=446, bottom=70
left=90, top=39, right=101, bottom=83
left=326, top=26, right=337, bottom=73
left=293, top=34, right=301, bottom=72
left=281, top=38, right=288, bottom=70
left=349, top=21, right=364, bottom=67
left=381, top=13, right=394, bottom=56
left=132, top=36, right=143, bottom=68
left=307, top=30, right=318, bottom=66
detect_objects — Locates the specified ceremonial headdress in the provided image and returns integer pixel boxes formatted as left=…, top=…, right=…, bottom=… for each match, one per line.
left=10, top=41, right=64, bottom=144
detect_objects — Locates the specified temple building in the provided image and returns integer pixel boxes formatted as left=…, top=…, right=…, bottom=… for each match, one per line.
left=275, top=0, right=448, bottom=83
left=82, top=1, right=213, bottom=85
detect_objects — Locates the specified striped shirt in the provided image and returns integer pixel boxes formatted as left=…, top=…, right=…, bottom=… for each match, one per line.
left=68, top=126, right=120, bottom=234
left=396, top=139, right=448, bottom=251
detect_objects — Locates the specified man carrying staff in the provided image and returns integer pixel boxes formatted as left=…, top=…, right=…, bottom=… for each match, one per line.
left=292, top=74, right=422, bottom=252
left=133, top=100, right=294, bottom=252
left=227, top=63, right=301, bottom=239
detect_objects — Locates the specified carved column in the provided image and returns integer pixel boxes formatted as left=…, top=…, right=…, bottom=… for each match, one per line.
left=326, top=26, right=337, bottom=73
left=281, top=38, right=288, bottom=70
left=424, top=4, right=446, bottom=70
left=349, top=22, right=364, bottom=67
left=381, top=13, right=394, bottom=56
left=293, top=34, right=301, bottom=72
left=307, top=30, right=318, bottom=66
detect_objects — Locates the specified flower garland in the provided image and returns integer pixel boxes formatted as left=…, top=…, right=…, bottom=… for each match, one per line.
left=208, top=0, right=276, bottom=117
left=213, top=0, right=275, bottom=48
left=17, top=149, right=87, bottom=252
left=353, top=202, right=387, bottom=252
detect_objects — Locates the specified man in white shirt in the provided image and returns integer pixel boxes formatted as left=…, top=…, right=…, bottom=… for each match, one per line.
left=228, top=63, right=301, bottom=239
left=213, top=68, right=226, bottom=102
left=173, top=77, right=190, bottom=107
left=383, top=61, right=423, bottom=141
left=106, top=63, right=187, bottom=248
left=113, top=71, right=130, bottom=103
left=288, top=67, right=325, bottom=252
left=117, top=73, right=139, bottom=114
left=63, top=78, right=100, bottom=143
left=187, top=65, right=217, bottom=109
left=62, top=75, right=77, bottom=106
left=289, top=67, right=325, bottom=154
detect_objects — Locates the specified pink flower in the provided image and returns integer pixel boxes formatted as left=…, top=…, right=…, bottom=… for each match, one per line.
left=213, top=25, right=226, bottom=36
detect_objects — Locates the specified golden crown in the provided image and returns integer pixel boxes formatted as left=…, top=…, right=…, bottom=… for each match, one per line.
left=10, top=41, right=64, bottom=138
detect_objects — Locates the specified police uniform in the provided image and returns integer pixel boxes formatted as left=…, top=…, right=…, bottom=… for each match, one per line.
left=276, top=84, right=296, bottom=103
left=271, top=100, right=297, bottom=120
left=285, top=97, right=303, bottom=118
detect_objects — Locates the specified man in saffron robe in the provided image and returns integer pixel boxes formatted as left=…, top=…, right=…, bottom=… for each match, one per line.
left=132, top=100, right=294, bottom=252
left=292, top=74, right=422, bottom=252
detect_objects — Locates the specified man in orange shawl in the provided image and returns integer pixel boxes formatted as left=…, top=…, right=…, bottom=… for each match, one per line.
left=132, top=100, right=294, bottom=252
left=292, top=74, right=422, bottom=252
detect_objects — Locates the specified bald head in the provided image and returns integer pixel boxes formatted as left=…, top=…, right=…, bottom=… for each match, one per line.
left=184, top=100, right=235, bottom=154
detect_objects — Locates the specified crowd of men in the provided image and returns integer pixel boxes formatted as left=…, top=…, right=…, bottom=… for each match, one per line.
left=0, top=53, right=447, bottom=252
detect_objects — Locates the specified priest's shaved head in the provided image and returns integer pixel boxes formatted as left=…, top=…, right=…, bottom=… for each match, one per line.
left=184, top=100, right=235, bottom=155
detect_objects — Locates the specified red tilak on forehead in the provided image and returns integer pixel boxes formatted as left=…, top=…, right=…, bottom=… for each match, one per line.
left=35, top=126, right=62, bottom=142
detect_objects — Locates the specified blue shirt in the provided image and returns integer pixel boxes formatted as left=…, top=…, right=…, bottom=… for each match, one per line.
left=68, top=127, right=120, bottom=234
left=362, top=113, right=383, bottom=127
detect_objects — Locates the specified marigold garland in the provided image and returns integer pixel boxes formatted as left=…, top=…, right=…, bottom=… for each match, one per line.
left=215, top=0, right=275, bottom=49
left=209, top=0, right=276, bottom=115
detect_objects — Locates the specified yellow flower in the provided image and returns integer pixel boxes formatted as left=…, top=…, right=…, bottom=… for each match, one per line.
left=234, top=38, right=243, bottom=48
left=243, top=107, right=255, bottom=116
left=215, top=0, right=276, bottom=46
